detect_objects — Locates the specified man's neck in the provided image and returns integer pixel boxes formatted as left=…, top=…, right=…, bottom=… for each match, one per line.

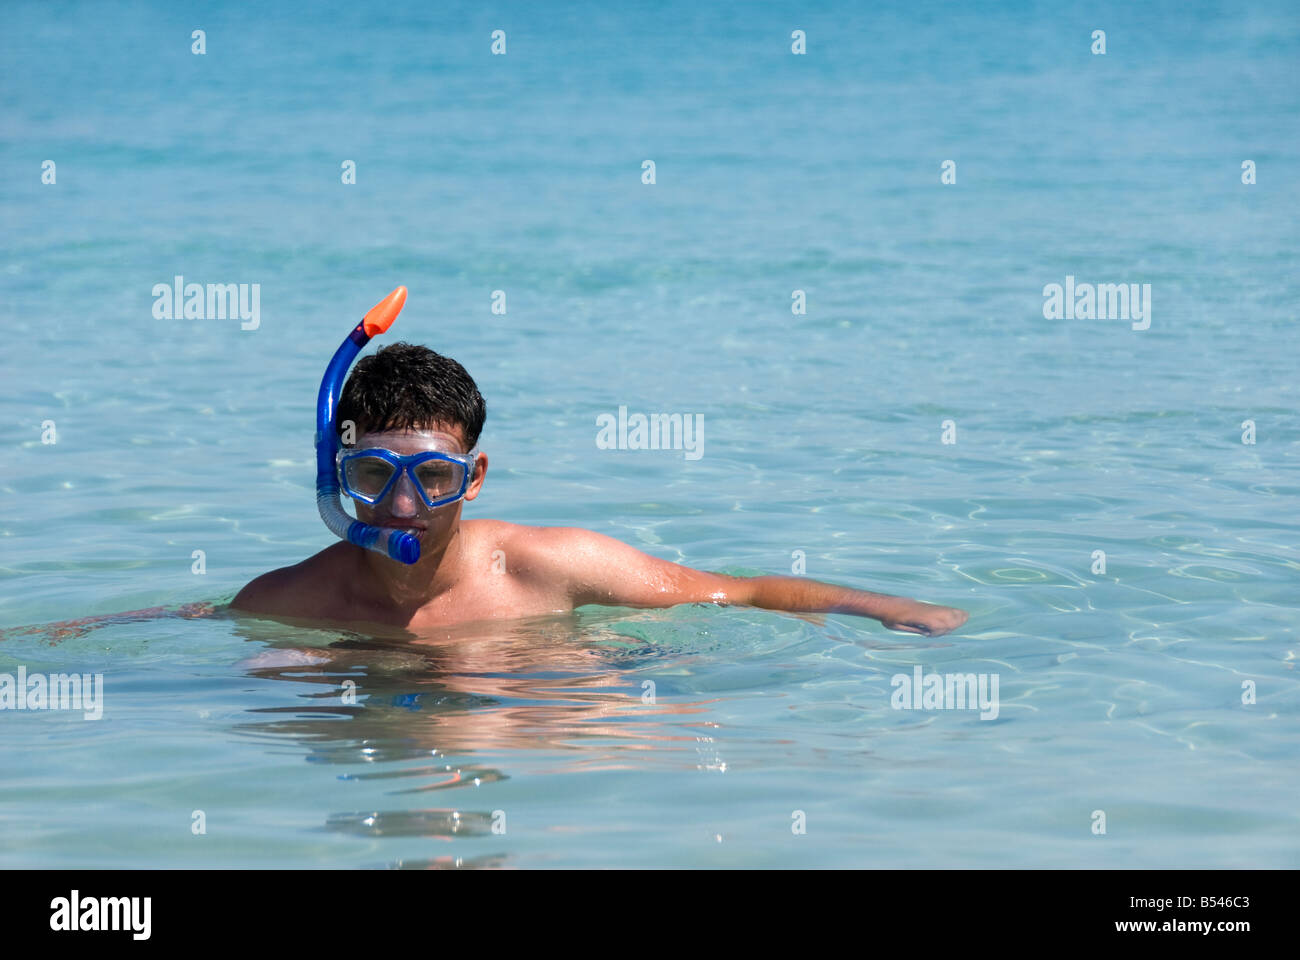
left=355, top=525, right=465, bottom=615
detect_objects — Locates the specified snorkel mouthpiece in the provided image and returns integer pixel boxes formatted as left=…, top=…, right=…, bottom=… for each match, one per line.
left=315, top=286, right=422, bottom=565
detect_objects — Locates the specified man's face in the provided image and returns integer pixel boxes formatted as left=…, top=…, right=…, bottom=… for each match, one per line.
left=348, top=424, right=486, bottom=550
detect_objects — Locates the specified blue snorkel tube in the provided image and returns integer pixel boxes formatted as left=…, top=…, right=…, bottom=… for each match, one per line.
left=315, top=285, right=421, bottom=565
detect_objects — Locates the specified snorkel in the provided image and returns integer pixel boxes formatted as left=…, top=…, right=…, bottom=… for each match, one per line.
left=315, top=286, right=422, bottom=565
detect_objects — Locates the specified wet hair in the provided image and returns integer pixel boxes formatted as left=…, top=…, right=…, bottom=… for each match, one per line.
left=336, top=342, right=486, bottom=449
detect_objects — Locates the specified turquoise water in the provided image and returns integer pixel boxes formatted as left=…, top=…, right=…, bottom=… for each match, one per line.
left=2, top=0, right=1299, bottom=867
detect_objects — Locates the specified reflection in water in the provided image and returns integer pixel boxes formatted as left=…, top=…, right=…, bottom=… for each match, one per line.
left=369, top=853, right=513, bottom=870
left=326, top=808, right=499, bottom=837
left=228, top=608, right=727, bottom=866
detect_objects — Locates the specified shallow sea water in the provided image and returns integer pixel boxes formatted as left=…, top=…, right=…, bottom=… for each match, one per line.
left=1, top=0, right=1298, bottom=867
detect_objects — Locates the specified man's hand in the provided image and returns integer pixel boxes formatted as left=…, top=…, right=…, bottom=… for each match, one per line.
left=876, top=599, right=969, bottom=637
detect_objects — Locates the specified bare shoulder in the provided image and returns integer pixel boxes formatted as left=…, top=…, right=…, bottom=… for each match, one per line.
left=459, top=520, right=614, bottom=580
left=462, top=520, right=608, bottom=561
left=230, top=543, right=353, bottom=619
left=459, top=519, right=556, bottom=566
left=462, top=520, right=720, bottom=605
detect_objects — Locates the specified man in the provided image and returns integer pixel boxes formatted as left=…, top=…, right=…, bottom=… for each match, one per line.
left=232, top=343, right=969, bottom=636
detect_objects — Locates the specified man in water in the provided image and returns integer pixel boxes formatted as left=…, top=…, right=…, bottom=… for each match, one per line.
left=232, top=343, right=969, bottom=636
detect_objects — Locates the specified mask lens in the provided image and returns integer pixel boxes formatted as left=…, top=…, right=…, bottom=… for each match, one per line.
left=345, top=455, right=397, bottom=500
left=414, top=458, right=464, bottom=501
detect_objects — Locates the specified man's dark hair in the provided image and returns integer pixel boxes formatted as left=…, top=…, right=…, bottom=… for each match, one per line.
left=336, top=342, right=486, bottom=449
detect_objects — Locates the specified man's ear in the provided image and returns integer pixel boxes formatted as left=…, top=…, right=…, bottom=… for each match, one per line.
left=464, top=451, right=488, bottom=501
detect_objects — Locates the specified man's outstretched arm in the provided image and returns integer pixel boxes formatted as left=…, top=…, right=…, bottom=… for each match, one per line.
left=537, top=528, right=968, bottom=637
left=714, top=573, right=968, bottom=636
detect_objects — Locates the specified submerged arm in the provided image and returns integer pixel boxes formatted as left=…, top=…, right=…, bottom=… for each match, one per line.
left=0, top=602, right=219, bottom=643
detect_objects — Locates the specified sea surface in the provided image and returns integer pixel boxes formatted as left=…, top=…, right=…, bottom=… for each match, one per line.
left=1, top=0, right=1297, bottom=867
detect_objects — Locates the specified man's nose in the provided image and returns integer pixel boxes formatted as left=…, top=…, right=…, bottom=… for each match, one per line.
left=387, top=471, right=422, bottom=516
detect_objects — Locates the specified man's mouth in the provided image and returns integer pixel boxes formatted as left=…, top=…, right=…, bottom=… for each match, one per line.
left=377, top=521, right=426, bottom=533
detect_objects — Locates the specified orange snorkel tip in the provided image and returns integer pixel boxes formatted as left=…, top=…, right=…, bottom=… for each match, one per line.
left=361, top=285, right=408, bottom=337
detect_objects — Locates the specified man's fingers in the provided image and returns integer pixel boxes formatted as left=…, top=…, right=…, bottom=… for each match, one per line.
left=884, top=621, right=926, bottom=635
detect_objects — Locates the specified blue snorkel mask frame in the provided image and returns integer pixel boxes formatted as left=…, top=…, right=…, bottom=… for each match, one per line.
left=336, top=444, right=480, bottom=509
left=314, top=286, right=424, bottom=565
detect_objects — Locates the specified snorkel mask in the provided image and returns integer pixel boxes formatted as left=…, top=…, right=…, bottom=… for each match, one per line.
left=336, top=431, right=479, bottom=510
left=315, top=286, right=424, bottom=564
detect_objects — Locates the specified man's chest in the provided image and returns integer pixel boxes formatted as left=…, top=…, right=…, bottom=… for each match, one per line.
left=404, top=574, right=567, bottom=628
